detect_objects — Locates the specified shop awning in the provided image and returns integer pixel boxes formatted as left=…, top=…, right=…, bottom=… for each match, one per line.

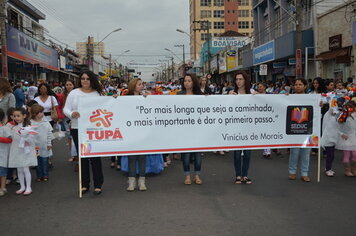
left=316, top=46, right=351, bottom=62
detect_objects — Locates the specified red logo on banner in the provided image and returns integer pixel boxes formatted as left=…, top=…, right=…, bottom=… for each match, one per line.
left=90, top=109, right=113, bottom=128
left=291, top=107, right=309, bottom=124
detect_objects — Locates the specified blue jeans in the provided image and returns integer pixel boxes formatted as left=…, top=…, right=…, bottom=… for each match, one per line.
left=289, top=148, right=311, bottom=176
left=234, top=150, right=251, bottom=177
left=36, top=156, right=49, bottom=178
left=181, top=152, right=202, bottom=176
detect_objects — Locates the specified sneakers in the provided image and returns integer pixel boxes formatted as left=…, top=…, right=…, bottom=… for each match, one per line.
left=184, top=176, right=192, bottom=185
left=138, top=177, right=147, bottom=191
left=325, top=170, right=335, bottom=177
left=0, top=189, right=5, bottom=196
left=127, top=177, right=136, bottom=191
left=194, top=176, right=203, bottom=185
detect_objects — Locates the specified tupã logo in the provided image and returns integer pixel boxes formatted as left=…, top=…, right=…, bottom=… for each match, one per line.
left=291, top=107, right=309, bottom=123
left=90, top=109, right=113, bottom=128
left=286, top=106, right=313, bottom=135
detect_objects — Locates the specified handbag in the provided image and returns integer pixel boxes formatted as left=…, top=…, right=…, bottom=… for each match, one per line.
left=50, top=96, right=58, bottom=121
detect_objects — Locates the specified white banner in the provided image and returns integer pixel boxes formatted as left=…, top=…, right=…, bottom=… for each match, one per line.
left=78, top=94, right=321, bottom=158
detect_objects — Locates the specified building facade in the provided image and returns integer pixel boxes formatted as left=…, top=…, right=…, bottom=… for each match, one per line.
left=316, top=1, right=356, bottom=81
left=240, top=0, right=315, bottom=82
left=189, top=0, right=254, bottom=60
left=1, top=0, right=63, bottom=82
left=76, top=37, right=105, bottom=63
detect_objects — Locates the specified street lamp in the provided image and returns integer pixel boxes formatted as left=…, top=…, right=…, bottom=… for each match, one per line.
left=98, top=28, right=122, bottom=44
left=176, top=29, right=190, bottom=37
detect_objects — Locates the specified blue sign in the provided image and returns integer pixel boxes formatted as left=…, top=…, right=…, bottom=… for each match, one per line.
left=289, top=58, right=305, bottom=65
left=253, top=40, right=275, bottom=65
left=273, top=62, right=287, bottom=68
left=6, top=25, right=59, bottom=71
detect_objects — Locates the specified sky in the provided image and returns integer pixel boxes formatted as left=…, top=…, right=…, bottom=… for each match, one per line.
left=28, top=0, right=190, bottom=81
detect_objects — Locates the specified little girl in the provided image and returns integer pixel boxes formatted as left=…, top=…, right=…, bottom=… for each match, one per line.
left=0, top=109, right=12, bottom=196
left=8, top=108, right=37, bottom=196
left=30, top=104, right=53, bottom=182
left=336, top=101, right=356, bottom=176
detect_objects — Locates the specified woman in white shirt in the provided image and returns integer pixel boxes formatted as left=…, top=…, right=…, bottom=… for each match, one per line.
left=63, top=71, right=104, bottom=195
left=34, top=83, right=58, bottom=126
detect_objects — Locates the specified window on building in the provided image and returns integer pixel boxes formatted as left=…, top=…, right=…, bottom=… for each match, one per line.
left=238, top=21, right=249, bottom=29
left=201, top=33, right=211, bottom=41
left=227, top=22, right=230, bottom=25
left=214, top=0, right=224, bottom=6
left=214, top=21, right=224, bottom=29
left=201, top=0, right=212, bottom=6
left=232, top=22, right=236, bottom=25
left=232, top=10, right=236, bottom=14
left=238, top=10, right=249, bottom=17
left=227, top=10, right=230, bottom=14
left=201, top=10, right=212, bottom=18
left=251, top=21, right=253, bottom=28
left=199, top=21, right=212, bottom=29
left=213, top=10, right=224, bottom=18
left=237, top=0, right=249, bottom=6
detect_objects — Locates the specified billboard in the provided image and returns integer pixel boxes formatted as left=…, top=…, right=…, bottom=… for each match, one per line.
left=6, top=25, right=59, bottom=71
left=253, top=40, right=275, bottom=65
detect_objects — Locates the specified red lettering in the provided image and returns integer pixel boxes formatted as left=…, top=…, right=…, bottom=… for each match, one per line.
left=95, top=130, right=104, bottom=140
left=87, top=130, right=95, bottom=140
left=105, top=130, right=114, bottom=139
left=113, top=129, right=123, bottom=139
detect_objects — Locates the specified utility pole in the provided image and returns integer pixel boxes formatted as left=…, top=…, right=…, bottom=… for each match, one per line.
left=171, top=56, right=174, bottom=81
left=109, top=53, right=112, bottom=78
left=0, top=0, right=8, bottom=78
left=193, top=20, right=211, bottom=74
left=295, top=0, right=303, bottom=79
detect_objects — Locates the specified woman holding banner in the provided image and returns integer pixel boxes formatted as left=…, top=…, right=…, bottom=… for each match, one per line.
left=229, top=71, right=253, bottom=184
left=63, top=71, right=104, bottom=195
left=178, top=74, right=204, bottom=185
left=126, top=78, right=148, bottom=191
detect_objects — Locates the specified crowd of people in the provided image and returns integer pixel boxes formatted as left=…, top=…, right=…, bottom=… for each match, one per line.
left=0, top=72, right=354, bottom=197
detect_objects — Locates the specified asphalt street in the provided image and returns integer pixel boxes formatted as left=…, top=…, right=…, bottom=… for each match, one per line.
left=1, top=139, right=355, bottom=236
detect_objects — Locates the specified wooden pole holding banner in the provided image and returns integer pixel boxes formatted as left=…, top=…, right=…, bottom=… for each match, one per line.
left=79, top=157, right=82, bottom=198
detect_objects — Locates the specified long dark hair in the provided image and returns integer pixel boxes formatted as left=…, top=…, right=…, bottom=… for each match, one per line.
left=78, top=71, right=103, bottom=95
left=128, top=78, right=142, bottom=95
left=234, top=71, right=251, bottom=94
left=13, top=107, right=30, bottom=127
left=310, top=77, right=326, bottom=93
left=64, top=79, right=76, bottom=98
left=182, top=74, right=202, bottom=95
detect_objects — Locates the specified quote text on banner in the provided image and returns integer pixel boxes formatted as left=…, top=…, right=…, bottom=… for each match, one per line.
left=78, top=94, right=321, bottom=157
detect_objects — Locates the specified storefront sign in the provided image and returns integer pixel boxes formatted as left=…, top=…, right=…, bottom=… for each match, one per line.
left=259, top=64, right=267, bottom=75
left=212, top=37, right=248, bottom=48
left=226, top=50, right=238, bottom=72
left=273, top=62, right=287, bottom=68
left=329, top=34, right=342, bottom=51
left=78, top=95, right=321, bottom=157
left=218, top=51, right=226, bottom=74
left=253, top=40, right=275, bottom=65
left=6, top=25, right=59, bottom=71
left=289, top=58, right=305, bottom=65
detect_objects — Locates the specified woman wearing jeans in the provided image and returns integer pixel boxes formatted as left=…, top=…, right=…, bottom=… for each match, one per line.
left=229, top=71, right=253, bottom=184
left=178, top=74, right=203, bottom=185
left=126, top=78, right=147, bottom=191
left=63, top=71, right=104, bottom=195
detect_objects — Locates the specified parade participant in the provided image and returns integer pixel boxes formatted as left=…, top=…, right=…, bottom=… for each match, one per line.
left=288, top=79, right=312, bottom=182
left=27, top=81, right=38, bottom=101
left=335, top=101, right=356, bottom=176
left=8, top=108, right=37, bottom=195
left=63, top=79, right=76, bottom=162
left=0, top=77, right=16, bottom=120
left=178, top=74, right=203, bottom=185
left=229, top=71, right=253, bottom=184
left=30, top=104, right=53, bottom=182
left=13, top=82, right=26, bottom=108
left=308, top=77, right=326, bottom=94
left=126, top=78, right=147, bottom=191
left=199, top=76, right=212, bottom=95
left=0, top=109, right=12, bottom=196
left=64, top=71, right=104, bottom=195
left=34, top=83, right=59, bottom=126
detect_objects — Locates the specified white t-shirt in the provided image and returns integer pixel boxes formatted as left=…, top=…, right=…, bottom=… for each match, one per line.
left=63, top=88, right=100, bottom=129
left=34, top=96, right=58, bottom=122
